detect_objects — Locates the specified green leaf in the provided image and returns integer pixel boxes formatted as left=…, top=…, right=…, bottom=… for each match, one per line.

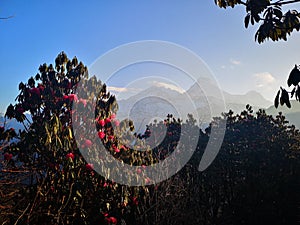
left=287, top=65, right=300, bottom=87
left=274, top=90, right=280, bottom=108
left=68, top=127, right=73, bottom=140
left=245, top=14, right=250, bottom=28
left=18, top=82, right=25, bottom=90
left=76, top=190, right=82, bottom=198
left=254, top=14, right=260, bottom=23
left=281, top=89, right=291, bottom=108
left=296, top=87, right=300, bottom=101
left=251, top=15, right=255, bottom=25
left=273, top=8, right=283, bottom=19
left=5, top=104, right=15, bottom=119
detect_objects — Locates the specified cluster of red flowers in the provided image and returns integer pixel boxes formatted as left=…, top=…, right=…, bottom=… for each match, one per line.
left=66, top=152, right=75, bottom=160
left=62, top=93, right=78, bottom=102
left=96, top=113, right=120, bottom=151
left=84, top=139, right=93, bottom=148
left=3, top=152, right=13, bottom=161
left=85, top=163, right=94, bottom=171
left=102, top=213, right=117, bottom=225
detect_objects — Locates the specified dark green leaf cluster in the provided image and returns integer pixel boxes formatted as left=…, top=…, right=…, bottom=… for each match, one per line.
left=215, top=0, right=300, bottom=43
left=136, top=107, right=300, bottom=225
left=275, top=64, right=300, bottom=108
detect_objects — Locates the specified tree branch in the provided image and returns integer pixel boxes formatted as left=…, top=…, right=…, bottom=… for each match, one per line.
left=237, top=0, right=247, bottom=6
left=271, top=0, right=300, bottom=6
left=0, top=15, right=14, bottom=20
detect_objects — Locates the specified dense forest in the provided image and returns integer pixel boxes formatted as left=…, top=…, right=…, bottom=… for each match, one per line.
left=0, top=52, right=299, bottom=225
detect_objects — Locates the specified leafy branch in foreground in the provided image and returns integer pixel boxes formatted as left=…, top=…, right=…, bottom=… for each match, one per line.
left=275, top=64, right=300, bottom=108
left=214, top=0, right=300, bottom=109
left=214, top=0, right=300, bottom=43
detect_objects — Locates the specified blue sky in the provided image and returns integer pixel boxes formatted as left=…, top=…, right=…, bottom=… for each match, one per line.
left=1, top=0, right=300, bottom=113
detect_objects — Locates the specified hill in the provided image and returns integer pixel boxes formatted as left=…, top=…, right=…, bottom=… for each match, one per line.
left=266, top=100, right=300, bottom=128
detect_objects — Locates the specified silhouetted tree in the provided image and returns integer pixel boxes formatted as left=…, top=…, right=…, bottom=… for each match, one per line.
left=171, top=106, right=300, bottom=225
left=1, top=51, right=300, bottom=225
left=1, top=52, right=154, bottom=225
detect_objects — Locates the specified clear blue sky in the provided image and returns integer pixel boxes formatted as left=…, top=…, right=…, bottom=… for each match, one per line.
left=1, top=0, right=300, bottom=113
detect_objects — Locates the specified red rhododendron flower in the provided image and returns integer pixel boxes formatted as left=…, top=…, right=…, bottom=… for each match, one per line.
left=66, top=153, right=75, bottom=160
left=79, top=98, right=87, bottom=107
left=30, top=87, right=40, bottom=96
left=105, top=118, right=111, bottom=124
left=145, top=177, right=151, bottom=184
left=63, top=95, right=69, bottom=100
left=38, top=84, right=45, bottom=90
left=132, top=196, right=138, bottom=205
left=120, top=145, right=127, bottom=150
left=98, top=119, right=105, bottom=127
left=114, top=147, right=120, bottom=153
left=84, top=139, right=92, bottom=147
left=106, top=217, right=117, bottom=224
left=85, top=163, right=94, bottom=171
left=114, top=120, right=120, bottom=127
left=17, top=107, right=25, bottom=114
left=108, top=135, right=114, bottom=140
left=68, top=94, right=78, bottom=101
left=98, top=131, right=105, bottom=139
left=110, top=113, right=116, bottom=120
left=4, top=153, right=13, bottom=161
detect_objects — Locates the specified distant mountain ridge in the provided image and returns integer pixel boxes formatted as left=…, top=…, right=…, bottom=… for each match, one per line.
left=0, top=113, right=29, bottom=131
left=266, top=100, right=300, bottom=128
left=2, top=78, right=300, bottom=132
left=116, top=77, right=273, bottom=130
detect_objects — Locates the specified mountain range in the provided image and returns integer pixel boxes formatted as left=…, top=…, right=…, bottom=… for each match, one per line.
left=1, top=77, right=300, bottom=132
left=266, top=100, right=300, bottom=128
left=0, top=113, right=25, bottom=131
left=116, top=77, right=276, bottom=131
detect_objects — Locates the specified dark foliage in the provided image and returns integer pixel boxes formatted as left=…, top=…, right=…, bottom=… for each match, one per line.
left=1, top=53, right=299, bottom=225
left=214, top=0, right=300, bottom=43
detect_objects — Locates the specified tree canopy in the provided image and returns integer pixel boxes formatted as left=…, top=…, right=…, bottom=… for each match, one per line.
left=1, top=52, right=299, bottom=224
left=214, top=0, right=300, bottom=43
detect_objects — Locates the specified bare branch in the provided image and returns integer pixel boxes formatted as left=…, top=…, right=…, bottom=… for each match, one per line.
left=0, top=15, right=14, bottom=20
left=237, top=0, right=247, bottom=6
left=271, top=0, right=300, bottom=6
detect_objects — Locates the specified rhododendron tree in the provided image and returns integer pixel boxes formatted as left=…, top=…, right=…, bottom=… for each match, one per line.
left=1, top=52, right=152, bottom=224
